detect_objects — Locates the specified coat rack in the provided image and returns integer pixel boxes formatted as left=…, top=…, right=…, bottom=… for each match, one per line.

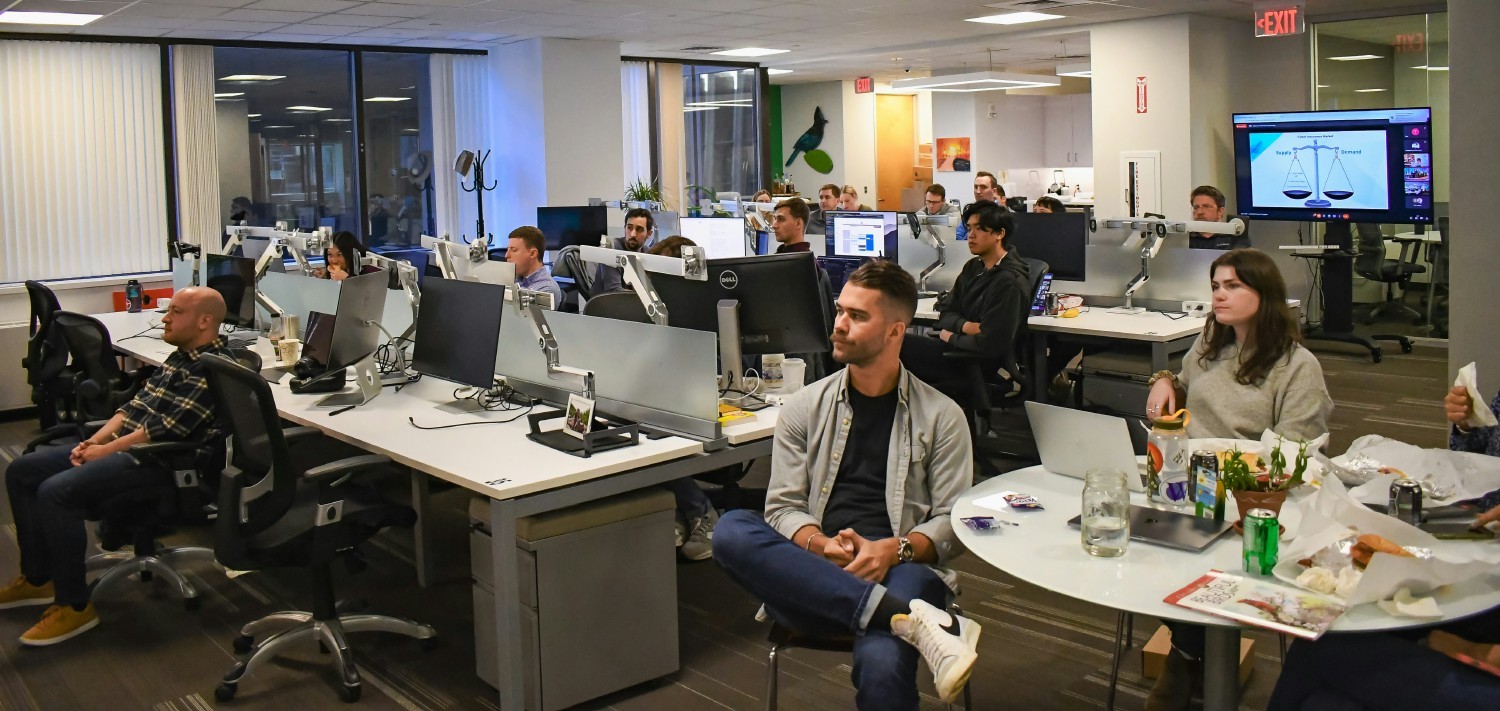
left=456, top=148, right=496, bottom=244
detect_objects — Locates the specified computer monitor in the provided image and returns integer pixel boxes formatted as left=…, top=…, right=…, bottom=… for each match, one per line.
left=825, top=211, right=899, bottom=261
left=1009, top=211, right=1089, bottom=282
left=679, top=217, right=748, bottom=259
left=301, top=311, right=336, bottom=367
left=652, top=252, right=830, bottom=356
left=537, top=206, right=609, bottom=250
left=412, top=277, right=506, bottom=391
left=816, top=256, right=862, bottom=297
left=203, top=254, right=256, bottom=328
left=326, top=269, right=388, bottom=373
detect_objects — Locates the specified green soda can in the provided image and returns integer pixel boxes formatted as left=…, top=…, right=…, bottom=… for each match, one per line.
left=1243, top=508, right=1279, bottom=575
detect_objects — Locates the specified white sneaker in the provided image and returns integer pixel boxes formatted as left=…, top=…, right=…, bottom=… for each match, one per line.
left=890, top=599, right=980, bottom=703
left=680, top=508, right=719, bottom=561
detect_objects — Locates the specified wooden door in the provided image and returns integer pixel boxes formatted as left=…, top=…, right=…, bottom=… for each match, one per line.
left=875, top=94, right=916, bottom=211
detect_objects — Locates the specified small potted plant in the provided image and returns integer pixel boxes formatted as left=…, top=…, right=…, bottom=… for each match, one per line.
left=624, top=177, right=663, bottom=209
left=1222, top=437, right=1311, bottom=520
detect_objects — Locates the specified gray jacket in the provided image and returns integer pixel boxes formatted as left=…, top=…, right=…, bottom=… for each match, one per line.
left=764, top=365, right=972, bottom=591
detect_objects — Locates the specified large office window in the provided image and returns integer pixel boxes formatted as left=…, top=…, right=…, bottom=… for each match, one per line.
left=682, top=64, right=762, bottom=197
left=361, top=52, right=433, bottom=249
left=212, top=47, right=358, bottom=239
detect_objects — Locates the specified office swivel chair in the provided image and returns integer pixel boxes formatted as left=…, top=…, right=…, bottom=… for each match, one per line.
left=1354, top=223, right=1426, bottom=325
left=52, top=311, right=151, bottom=422
left=21, top=281, right=74, bottom=428
left=553, top=245, right=595, bottom=311
left=581, top=291, right=650, bottom=322
left=198, top=354, right=435, bottom=703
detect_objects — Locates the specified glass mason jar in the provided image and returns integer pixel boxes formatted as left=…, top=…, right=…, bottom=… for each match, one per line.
left=1081, top=467, right=1131, bottom=557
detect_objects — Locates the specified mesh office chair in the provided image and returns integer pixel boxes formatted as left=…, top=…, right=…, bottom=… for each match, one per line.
left=22, top=281, right=74, bottom=428
left=52, top=311, right=150, bottom=422
left=582, top=291, right=651, bottom=322
left=554, top=245, right=595, bottom=311
left=198, top=354, right=435, bottom=703
left=1354, top=224, right=1426, bottom=324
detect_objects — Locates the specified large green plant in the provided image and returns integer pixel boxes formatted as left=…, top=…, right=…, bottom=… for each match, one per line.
left=624, top=177, right=663, bottom=206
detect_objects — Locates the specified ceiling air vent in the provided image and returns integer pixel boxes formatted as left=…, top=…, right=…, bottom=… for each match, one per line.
left=984, top=0, right=1107, bottom=10
left=676, top=46, right=727, bottom=53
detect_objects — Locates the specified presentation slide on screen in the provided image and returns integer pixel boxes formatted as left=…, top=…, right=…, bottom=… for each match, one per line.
left=1247, top=130, right=1389, bottom=211
left=832, top=215, right=891, bottom=258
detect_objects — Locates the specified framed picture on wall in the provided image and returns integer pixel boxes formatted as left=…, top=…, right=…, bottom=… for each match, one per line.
left=936, top=137, right=971, bottom=172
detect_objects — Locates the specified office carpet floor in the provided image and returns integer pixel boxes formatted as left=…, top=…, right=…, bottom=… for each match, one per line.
left=0, top=345, right=1449, bottom=710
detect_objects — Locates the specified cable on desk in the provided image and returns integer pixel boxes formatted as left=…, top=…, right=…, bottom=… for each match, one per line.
left=374, top=336, right=413, bottom=375
left=117, top=323, right=163, bottom=342
left=406, top=404, right=534, bottom=430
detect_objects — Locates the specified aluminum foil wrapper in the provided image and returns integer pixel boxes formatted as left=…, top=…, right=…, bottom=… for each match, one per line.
left=1306, top=533, right=1433, bottom=569
left=1330, top=454, right=1384, bottom=486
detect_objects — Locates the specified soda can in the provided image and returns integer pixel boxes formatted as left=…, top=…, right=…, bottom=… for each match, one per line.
left=1243, top=508, right=1279, bottom=575
left=1388, top=479, right=1423, bottom=526
left=1191, top=450, right=1223, bottom=521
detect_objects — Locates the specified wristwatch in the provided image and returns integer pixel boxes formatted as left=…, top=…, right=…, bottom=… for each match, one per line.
left=896, top=536, right=914, bottom=563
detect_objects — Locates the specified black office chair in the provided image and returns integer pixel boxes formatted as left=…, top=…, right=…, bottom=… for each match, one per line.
left=21, top=281, right=74, bottom=428
left=1354, top=223, right=1426, bottom=325
left=52, top=311, right=150, bottom=422
left=198, top=354, right=435, bottom=703
left=554, top=245, right=595, bottom=308
left=582, top=291, right=651, bottom=322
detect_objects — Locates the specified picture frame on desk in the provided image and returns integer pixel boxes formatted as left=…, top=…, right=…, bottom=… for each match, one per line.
left=564, top=394, right=595, bottom=439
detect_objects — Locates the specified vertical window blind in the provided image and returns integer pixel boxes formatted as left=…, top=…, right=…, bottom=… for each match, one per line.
left=0, top=41, right=169, bottom=284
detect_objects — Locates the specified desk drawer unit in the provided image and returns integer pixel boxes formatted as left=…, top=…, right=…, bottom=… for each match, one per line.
left=1079, top=348, right=1183, bottom=417
left=469, top=488, right=678, bottom=710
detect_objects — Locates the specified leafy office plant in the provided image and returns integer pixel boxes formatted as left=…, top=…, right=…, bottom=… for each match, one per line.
left=624, top=177, right=663, bottom=207
left=684, top=184, right=731, bottom=217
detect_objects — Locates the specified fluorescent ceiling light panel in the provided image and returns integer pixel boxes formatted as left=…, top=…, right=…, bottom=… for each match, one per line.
left=287, top=105, right=331, bottom=112
left=264, top=125, right=292, bottom=129
left=766, top=69, right=793, bottom=76
left=1327, top=54, right=1383, bottom=61
left=711, top=47, right=788, bottom=57
left=966, top=11, right=1064, bottom=25
left=220, top=74, right=285, bottom=81
left=247, top=114, right=262, bottom=118
left=1411, top=65, right=1449, bottom=71
left=364, top=96, right=411, bottom=102
left=214, top=92, right=244, bottom=98
left=0, top=11, right=101, bottom=26
left=683, top=106, right=719, bottom=112
left=324, top=118, right=351, bottom=122
left=891, top=70, right=1061, bottom=93
left=1056, top=62, right=1091, bottom=78
left=1354, top=88, right=1388, bottom=93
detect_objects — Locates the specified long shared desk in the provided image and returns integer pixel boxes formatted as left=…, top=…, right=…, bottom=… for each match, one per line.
left=93, top=309, right=776, bottom=711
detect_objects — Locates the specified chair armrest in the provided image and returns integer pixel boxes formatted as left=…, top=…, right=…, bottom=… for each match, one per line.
left=129, top=441, right=203, bottom=457
left=282, top=426, right=320, bottom=443
left=303, top=454, right=391, bottom=486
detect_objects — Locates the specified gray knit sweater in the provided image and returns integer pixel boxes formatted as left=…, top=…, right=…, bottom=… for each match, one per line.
left=1176, top=334, right=1332, bottom=442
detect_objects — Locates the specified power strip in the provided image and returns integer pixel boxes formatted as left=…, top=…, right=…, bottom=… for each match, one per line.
left=1182, top=300, right=1210, bottom=317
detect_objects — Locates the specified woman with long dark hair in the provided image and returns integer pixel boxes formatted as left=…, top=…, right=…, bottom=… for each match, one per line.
left=1142, top=248, right=1332, bottom=710
left=311, top=231, right=369, bottom=281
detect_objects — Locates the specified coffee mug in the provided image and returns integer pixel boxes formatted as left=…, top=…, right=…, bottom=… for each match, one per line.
left=278, top=339, right=301, bottom=365
left=781, top=358, right=806, bottom=394
left=762, top=353, right=785, bottom=390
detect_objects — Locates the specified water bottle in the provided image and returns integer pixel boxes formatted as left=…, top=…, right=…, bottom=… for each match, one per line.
left=1081, top=468, right=1130, bottom=557
left=125, top=279, right=143, bottom=313
left=1147, top=410, right=1191, bottom=510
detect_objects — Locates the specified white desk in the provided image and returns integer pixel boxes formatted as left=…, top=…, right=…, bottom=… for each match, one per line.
left=954, top=467, right=1500, bottom=709
left=94, top=309, right=774, bottom=711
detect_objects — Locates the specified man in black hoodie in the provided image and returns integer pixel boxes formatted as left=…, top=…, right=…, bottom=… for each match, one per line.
left=901, top=200, right=1030, bottom=405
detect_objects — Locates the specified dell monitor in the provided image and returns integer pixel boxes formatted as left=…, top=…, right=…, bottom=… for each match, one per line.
left=203, top=254, right=256, bottom=328
left=537, top=206, right=609, bottom=250
left=652, top=252, right=830, bottom=356
left=412, top=277, right=507, bottom=411
left=825, top=211, right=899, bottom=262
left=1009, top=212, right=1089, bottom=282
left=679, top=217, right=749, bottom=259
left=1232, top=107, right=1435, bottom=225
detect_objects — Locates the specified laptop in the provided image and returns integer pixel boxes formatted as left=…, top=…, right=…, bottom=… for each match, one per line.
left=1025, top=402, right=1147, bottom=492
left=1068, top=506, right=1235, bottom=552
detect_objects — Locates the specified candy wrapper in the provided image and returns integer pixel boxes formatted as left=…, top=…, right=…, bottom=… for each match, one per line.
left=971, top=490, right=1044, bottom=512
left=1003, top=493, right=1043, bottom=510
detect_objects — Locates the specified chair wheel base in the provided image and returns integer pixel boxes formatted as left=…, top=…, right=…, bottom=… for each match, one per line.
left=233, top=634, right=255, bottom=653
left=339, top=684, right=361, bottom=703
left=215, top=683, right=236, bottom=702
left=184, top=595, right=201, bottom=611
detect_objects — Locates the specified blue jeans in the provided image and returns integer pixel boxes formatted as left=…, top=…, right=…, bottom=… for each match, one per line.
left=5, top=445, right=163, bottom=607
left=663, top=477, right=713, bottom=519
left=1269, top=631, right=1500, bottom=710
left=712, top=510, right=949, bottom=711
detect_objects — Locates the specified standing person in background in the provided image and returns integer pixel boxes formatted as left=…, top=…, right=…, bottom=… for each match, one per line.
left=368, top=195, right=391, bottom=244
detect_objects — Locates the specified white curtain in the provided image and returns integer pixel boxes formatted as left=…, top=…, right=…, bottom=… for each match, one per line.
left=430, top=54, right=458, bottom=241
left=429, top=54, right=493, bottom=243
left=0, top=41, right=168, bottom=284
left=171, top=45, right=219, bottom=250
left=621, top=60, right=652, bottom=191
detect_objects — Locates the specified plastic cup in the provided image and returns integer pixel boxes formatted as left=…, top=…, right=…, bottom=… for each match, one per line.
left=781, top=358, right=805, bottom=394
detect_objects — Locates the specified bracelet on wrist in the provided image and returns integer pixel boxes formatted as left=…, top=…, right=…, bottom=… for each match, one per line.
left=1147, top=370, right=1176, bottom=388
left=804, top=533, right=820, bottom=551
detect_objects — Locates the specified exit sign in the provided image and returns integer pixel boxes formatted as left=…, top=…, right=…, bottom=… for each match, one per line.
left=854, top=76, right=874, bottom=94
left=1254, top=1, right=1304, bottom=37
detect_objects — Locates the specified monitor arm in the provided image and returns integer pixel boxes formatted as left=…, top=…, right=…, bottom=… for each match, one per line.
left=910, top=213, right=952, bottom=293
left=1101, top=216, right=1246, bottom=312
left=362, top=253, right=422, bottom=342
left=516, top=289, right=595, bottom=400
left=590, top=198, right=665, bottom=211
left=578, top=244, right=708, bottom=327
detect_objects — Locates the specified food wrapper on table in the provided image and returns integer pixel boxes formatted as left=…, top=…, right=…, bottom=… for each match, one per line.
left=1274, top=474, right=1500, bottom=609
left=1330, top=435, right=1500, bottom=507
left=1455, top=362, right=1499, bottom=430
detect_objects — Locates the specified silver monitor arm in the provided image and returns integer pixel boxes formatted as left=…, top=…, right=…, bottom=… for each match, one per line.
left=515, top=289, right=595, bottom=400
left=911, top=214, right=952, bottom=293
left=578, top=245, right=708, bottom=326
left=362, top=253, right=422, bottom=342
left=590, top=198, right=665, bottom=211
left=1101, top=216, right=1246, bottom=312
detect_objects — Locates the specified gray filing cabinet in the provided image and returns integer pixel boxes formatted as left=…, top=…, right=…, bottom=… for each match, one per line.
left=469, top=488, right=678, bottom=710
left=1079, top=348, right=1185, bottom=417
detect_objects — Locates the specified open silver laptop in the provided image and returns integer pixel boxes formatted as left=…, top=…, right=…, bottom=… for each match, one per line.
left=1024, top=402, right=1147, bottom=492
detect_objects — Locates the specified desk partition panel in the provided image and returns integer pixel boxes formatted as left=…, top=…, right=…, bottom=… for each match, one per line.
left=259, top=271, right=339, bottom=328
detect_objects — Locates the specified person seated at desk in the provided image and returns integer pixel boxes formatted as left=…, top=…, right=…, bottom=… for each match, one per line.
left=506, top=226, right=563, bottom=306
left=807, top=183, right=840, bottom=235
left=955, top=172, right=1005, bottom=241
left=311, top=231, right=376, bottom=281
left=750, top=189, right=773, bottom=205
left=922, top=184, right=957, bottom=217
left=592, top=207, right=654, bottom=295
left=1187, top=185, right=1250, bottom=250
left=1033, top=195, right=1066, bottom=214
left=771, top=197, right=813, bottom=254
left=839, top=185, right=873, bottom=212
left=900, top=201, right=1030, bottom=407
left=229, top=195, right=254, bottom=225
left=713, top=260, right=982, bottom=708
left=0, top=288, right=232, bottom=646
left=1143, top=248, right=1332, bottom=710
left=648, top=236, right=696, bottom=257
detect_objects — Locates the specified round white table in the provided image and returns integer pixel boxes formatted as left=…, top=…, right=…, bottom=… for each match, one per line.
left=953, top=466, right=1500, bottom=708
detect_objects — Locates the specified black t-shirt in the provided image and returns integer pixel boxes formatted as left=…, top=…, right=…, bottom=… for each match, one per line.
left=821, top=385, right=899, bottom=539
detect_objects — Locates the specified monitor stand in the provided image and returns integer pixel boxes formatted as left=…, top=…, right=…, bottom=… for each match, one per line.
left=316, top=354, right=381, bottom=408
left=717, top=299, right=746, bottom=396
left=436, top=398, right=485, bottom=415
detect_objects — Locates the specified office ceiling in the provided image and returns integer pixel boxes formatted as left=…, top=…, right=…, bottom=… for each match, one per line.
left=0, top=0, right=1448, bottom=83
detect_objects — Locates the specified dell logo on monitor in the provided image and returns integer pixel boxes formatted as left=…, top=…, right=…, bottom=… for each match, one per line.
left=719, top=271, right=739, bottom=289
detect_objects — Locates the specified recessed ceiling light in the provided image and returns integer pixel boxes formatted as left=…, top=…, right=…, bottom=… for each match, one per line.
left=1327, top=54, right=1383, bottom=61
left=766, top=69, right=793, bottom=76
left=401, top=128, right=419, bottom=133
left=711, top=47, right=789, bottom=57
left=684, top=106, right=719, bottom=112
left=220, top=74, right=285, bottom=82
left=286, top=105, right=331, bottom=112
left=1316, top=85, right=1329, bottom=89
left=1056, top=62, right=1091, bottom=78
left=1354, top=88, right=1388, bottom=92
left=364, top=96, right=411, bottom=102
left=247, top=114, right=262, bottom=118
left=891, top=70, right=1062, bottom=93
left=214, top=92, right=244, bottom=98
left=325, top=118, right=351, bottom=122
left=264, top=125, right=293, bottom=129
left=966, top=11, right=1065, bottom=25
left=399, top=86, right=416, bottom=90
left=0, top=11, right=101, bottom=26
left=1411, top=65, right=1449, bottom=71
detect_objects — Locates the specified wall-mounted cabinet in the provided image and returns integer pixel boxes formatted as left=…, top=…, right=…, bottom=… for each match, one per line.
left=1043, top=94, right=1093, bottom=167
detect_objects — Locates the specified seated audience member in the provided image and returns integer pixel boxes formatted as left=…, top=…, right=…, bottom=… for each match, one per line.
left=900, top=201, right=1030, bottom=406
left=807, top=183, right=840, bottom=235
left=1, top=288, right=232, bottom=645
left=1143, top=248, right=1332, bottom=710
left=648, top=236, right=696, bottom=258
left=311, top=231, right=375, bottom=280
left=956, top=171, right=1004, bottom=241
left=771, top=198, right=813, bottom=254
left=922, top=185, right=957, bottom=217
left=229, top=196, right=253, bottom=225
left=713, top=260, right=980, bottom=709
left=750, top=189, right=773, bottom=204
left=839, top=184, right=873, bottom=212
left=1187, top=185, right=1250, bottom=250
left=1446, top=384, right=1500, bottom=457
left=506, top=226, right=564, bottom=306
left=1033, top=195, right=1066, bottom=214
left=593, top=208, right=655, bottom=294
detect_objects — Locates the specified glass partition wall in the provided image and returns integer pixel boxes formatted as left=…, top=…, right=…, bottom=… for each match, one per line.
left=682, top=64, right=763, bottom=199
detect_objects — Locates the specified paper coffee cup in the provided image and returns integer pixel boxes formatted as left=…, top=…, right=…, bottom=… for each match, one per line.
left=781, top=358, right=805, bottom=394
left=278, top=339, right=300, bottom=365
left=762, top=353, right=785, bottom=390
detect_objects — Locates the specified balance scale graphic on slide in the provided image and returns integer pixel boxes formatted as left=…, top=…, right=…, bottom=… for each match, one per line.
left=1281, top=139, right=1354, bottom=208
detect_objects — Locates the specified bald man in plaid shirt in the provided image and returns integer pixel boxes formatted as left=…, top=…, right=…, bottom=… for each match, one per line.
left=1, top=287, right=231, bottom=646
